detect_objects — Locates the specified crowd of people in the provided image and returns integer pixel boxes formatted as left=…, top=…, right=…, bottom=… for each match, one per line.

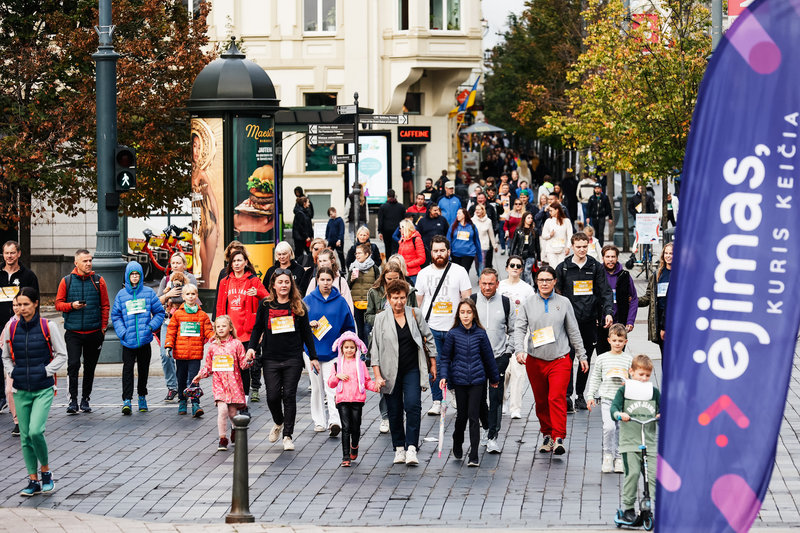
left=0, top=163, right=672, bottom=521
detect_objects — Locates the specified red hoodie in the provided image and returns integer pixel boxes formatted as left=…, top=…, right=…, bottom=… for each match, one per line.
left=216, top=272, right=268, bottom=342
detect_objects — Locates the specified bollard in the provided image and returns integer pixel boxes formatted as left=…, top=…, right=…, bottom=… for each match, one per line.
left=225, top=414, right=255, bottom=523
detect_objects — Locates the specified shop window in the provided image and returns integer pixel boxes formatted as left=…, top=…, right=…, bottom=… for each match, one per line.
left=305, top=93, right=337, bottom=172
left=430, top=0, right=460, bottom=30
left=304, top=0, right=336, bottom=32
left=403, top=92, right=422, bottom=114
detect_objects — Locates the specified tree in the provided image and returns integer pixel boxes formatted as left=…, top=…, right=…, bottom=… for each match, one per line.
left=0, top=0, right=214, bottom=237
left=483, top=0, right=583, bottom=141
left=539, top=0, right=710, bottom=186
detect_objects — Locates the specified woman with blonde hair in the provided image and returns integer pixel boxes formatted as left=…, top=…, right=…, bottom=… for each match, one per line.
left=638, top=242, right=673, bottom=352
left=397, top=219, right=426, bottom=283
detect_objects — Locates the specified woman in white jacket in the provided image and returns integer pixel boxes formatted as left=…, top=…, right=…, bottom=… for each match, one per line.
left=472, top=204, right=498, bottom=271
left=541, top=201, right=573, bottom=267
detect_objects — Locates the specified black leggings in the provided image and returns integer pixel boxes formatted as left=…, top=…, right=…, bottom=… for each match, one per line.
left=336, top=402, right=363, bottom=459
left=262, top=358, right=304, bottom=438
left=451, top=254, right=475, bottom=275
left=453, top=384, right=483, bottom=462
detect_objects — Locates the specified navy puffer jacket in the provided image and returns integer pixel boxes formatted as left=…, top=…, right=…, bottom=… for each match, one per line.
left=440, top=323, right=500, bottom=386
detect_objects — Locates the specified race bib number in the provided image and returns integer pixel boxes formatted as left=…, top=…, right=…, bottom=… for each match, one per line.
left=606, top=367, right=629, bottom=381
left=657, top=282, right=669, bottom=298
left=271, top=315, right=295, bottom=333
left=432, top=300, right=453, bottom=315
left=423, top=192, right=431, bottom=201
left=457, top=231, right=470, bottom=241
left=126, top=298, right=147, bottom=315
left=312, top=316, right=333, bottom=340
left=0, top=286, right=19, bottom=302
left=180, top=321, right=201, bottom=337
left=532, top=326, right=555, bottom=347
left=354, top=301, right=367, bottom=310
left=574, top=280, right=593, bottom=296
left=212, top=354, right=235, bottom=372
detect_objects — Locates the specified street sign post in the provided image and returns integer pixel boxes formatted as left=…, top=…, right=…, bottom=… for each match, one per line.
left=329, top=154, right=357, bottom=165
left=360, top=114, right=409, bottom=125
left=307, top=124, right=354, bottom=144
left=336, top=104, right=358, bottom=115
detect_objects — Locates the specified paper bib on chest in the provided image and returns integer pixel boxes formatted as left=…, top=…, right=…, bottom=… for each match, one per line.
left=271, top=315, right=295, bottom=333
left=180, top=321, right=201, bottom=337
left=532, top=326, right=555, bottom=347
left=126, top=298, right=147, bottom=315
left=212, top=354, right=235, bottom=372
left=432, top=300, right=453, bottom=315
left=573, top=280, right=593, bottom=296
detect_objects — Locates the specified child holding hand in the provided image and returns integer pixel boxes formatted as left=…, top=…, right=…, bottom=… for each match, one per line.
left=327, top=331, right=379, bottom=467
left=192, top=315, right=252, bottom=451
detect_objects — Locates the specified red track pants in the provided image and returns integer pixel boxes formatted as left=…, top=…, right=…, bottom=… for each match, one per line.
left=525, top=355, right=571, bottom=439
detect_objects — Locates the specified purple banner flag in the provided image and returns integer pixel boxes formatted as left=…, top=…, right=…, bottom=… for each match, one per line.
left=658, top=1, right=800, bottom=531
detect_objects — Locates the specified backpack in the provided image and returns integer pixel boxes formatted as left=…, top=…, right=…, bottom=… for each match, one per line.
left=470, top=293, right=511, bottom=328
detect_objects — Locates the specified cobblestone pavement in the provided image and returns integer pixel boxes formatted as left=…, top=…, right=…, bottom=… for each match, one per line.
left=0, top=279, right=798, bottom=530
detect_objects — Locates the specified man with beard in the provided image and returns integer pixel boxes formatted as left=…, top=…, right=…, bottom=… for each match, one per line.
left=419, top=178, right=439, bottom=205
left=415, top=236, right=472, bottom=415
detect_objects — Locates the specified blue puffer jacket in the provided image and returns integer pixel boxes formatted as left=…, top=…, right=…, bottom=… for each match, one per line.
left=111, top=262, right=165, bottom=349
left=303, top=286, right=356, bottom=362
left=440, top=322, right=500, bottom=386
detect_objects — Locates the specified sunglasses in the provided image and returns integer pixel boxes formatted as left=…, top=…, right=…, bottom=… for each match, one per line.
left=508, top=263, right=523, bottom=268
left=273, top=268, right=293, bottom=278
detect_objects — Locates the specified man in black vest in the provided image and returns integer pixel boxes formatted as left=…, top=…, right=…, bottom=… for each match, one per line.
left=0, top=241, right=40, bottom=417
left=55, top=249, right=110, bottom=414
left=554, top=233, right=614, bottom=413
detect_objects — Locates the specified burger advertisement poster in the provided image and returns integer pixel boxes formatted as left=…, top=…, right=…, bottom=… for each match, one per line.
left=233, top=116, right=276, bottom=278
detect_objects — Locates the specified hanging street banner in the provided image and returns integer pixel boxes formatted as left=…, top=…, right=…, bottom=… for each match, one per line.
left=658, top=2, right=800, bottom=532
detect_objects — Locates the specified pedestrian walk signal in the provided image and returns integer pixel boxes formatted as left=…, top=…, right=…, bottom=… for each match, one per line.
left=115, top=145, right=136, bottom=191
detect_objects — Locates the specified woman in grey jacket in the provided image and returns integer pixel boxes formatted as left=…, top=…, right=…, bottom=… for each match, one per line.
left=370, top=279, right=437, bottom=467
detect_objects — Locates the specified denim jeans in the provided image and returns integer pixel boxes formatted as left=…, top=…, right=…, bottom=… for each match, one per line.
left=385, top=369, right=422, bottom=449
left=160, top=321, right=177, bottom=390
left=429, top=329, right=447, bottom=402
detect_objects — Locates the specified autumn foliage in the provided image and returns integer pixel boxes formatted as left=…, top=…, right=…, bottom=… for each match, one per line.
left=0, top=0, right=214, bottom=230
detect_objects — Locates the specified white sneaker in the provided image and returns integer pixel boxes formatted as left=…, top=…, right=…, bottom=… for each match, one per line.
left=487, top=439, right=501, bottom=454
left=427, top=401, right=441, bottom=416
left=602, top=454, right=613, bottom=473
left=480, top=429, right=488, bottom=446
left=268, top=423, right=283, bottom=443
left=510, top=411, right=522, bottom=419
left=614, top=457, right=624, bottom=473
left=379, top=419, right=390, bottom=433
left=405, top=445, right=419, bottom=465
left=393, top=446, right=406, bottom=464
left=313, top=425, right=326, bottom=432
left=283, top=436, right=295, bottom=451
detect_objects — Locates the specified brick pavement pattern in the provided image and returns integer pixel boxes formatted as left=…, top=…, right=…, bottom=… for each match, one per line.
left=0, top=278, right=798, bottom=529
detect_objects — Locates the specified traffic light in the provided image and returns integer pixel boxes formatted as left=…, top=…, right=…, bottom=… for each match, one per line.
left=115, top=145, right=136, bottom=191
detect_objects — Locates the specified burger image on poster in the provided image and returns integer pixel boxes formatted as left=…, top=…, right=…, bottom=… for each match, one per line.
left=234, top=163, right=275, bottom=234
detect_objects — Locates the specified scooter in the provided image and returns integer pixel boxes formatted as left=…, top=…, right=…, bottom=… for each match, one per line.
left=614, top=416, right=657, bottom=531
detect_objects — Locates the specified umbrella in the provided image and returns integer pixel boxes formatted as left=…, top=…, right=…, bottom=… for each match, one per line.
left=460, top=123, right=506, bottom=134
left=439, top=388, right=447, bottom=458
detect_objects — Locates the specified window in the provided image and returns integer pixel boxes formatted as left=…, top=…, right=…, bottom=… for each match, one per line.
left=403, top=92, right=422, bottom=114
left=398, top=0, right=409, bottom=30
left=305, top=93, right=337, bottom=172
left=430, top=0, right=460, bottom=30
left=304, top=0, right=336, bottom=32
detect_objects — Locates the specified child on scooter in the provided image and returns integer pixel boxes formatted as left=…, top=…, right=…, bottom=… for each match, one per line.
left=611, top=354, right=660, bottom=526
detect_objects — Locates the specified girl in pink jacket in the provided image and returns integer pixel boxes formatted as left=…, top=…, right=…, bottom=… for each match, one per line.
left=327, top=331, right=379, bottom=467
left=192, top=315, right=252, bottom=452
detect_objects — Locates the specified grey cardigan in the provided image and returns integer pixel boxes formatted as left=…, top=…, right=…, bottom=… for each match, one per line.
left=513, top=292, right=586, bottom=361
left=370, top=306, right=437, bottom=395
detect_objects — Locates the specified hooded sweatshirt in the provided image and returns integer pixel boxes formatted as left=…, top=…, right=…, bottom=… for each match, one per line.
left=303, top=286, right=356, bottom=362
left=110, top=262, right=165, bottom=349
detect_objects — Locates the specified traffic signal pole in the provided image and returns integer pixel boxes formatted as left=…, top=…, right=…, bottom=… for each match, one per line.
left=92, top=0, right=126, bottom=362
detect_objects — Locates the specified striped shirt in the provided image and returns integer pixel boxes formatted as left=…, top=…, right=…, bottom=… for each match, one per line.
left=585, top=351, right=633, bottom=401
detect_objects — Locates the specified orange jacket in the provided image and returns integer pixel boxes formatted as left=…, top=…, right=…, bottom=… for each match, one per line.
left=165, top=305, right=213, bottom=360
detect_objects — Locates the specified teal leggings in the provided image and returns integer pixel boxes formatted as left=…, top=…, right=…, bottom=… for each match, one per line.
left=14, top=388, right=54, bottom=475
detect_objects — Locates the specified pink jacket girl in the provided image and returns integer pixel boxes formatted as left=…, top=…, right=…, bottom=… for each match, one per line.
left=327, top=331, right=380, bottom=403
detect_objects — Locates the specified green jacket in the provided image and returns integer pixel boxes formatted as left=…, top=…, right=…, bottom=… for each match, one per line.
left=348, top=265, right=380, bottom=306
left=611, top=383, right=660, bottom=453
left=637, top=274, right=659, bottom=343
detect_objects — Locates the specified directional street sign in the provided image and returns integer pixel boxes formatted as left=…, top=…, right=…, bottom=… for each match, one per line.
left=308, top=124, right=355, bottom=144
left=329, top=154, right=357, bottom=165
left=336, top=105, right=358, bottom=115
left=359, top=114, right=409, bottom=125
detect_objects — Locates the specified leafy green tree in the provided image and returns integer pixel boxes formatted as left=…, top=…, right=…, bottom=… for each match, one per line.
left=0, top=0, right=214, bottom=237
left=483, top=0, right=583, bottom=140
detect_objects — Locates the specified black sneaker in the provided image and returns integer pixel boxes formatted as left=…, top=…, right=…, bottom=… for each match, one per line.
left=452, top=442, right=463, bottom=460
left=566, top=397, right=575, bottom=414
left=12, top=424, right=20, bottom=437
left=20, top=479, right=41, bottom=497
left=238, top=407, right=251, bottom=418
left=574, top=396, right=588, bottom=411
left=80, top=398, right=92, bottom=413
left=620, top=508, right=638, bottom=524
left=164, top=389, right=178, bottom=402
left=66, top=398, right=79, bottom=415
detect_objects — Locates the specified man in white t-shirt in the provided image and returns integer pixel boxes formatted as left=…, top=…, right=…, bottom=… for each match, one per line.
left=415, top=235, right=472, bottom=415
left=498, top=254, right=536, bottom=419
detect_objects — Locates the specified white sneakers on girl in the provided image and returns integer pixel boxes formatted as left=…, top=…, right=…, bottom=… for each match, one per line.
left=393, top=447, right=406, bottom=464
left=405, top=446, right=419, bottom=465
left=379, top=419, right=390, bottom=433
left=283, top=436, right=295, bottom=451
left=268, top=424, right=283, bottom=443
